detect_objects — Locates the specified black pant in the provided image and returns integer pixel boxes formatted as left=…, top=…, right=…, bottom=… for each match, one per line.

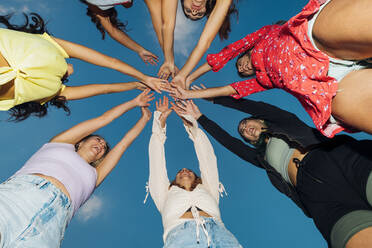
left=296, top=136, right=372, bottom=245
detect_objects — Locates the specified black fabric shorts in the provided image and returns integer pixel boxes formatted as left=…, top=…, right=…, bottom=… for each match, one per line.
left=296, top=137, right=372, bottom=247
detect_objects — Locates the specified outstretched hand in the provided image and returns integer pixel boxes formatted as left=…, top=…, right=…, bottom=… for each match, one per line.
left=141, top=106, right=152, bottom=121
left=133, top=89, right=155, bottom=107
left=170, top=101, right=194, bottom=127
left=158, top=62, right=179, bottom=80
left=141, top=76, right=168, bottom=94
left=138, top=49, right=159, bottom=66
left=161, top=83, right=191, bottom=100
left=156, top=96, right=172, bottom=128
left=171, top=100, right=202, bottom=120
left=171, top=74, right=186, bottom=89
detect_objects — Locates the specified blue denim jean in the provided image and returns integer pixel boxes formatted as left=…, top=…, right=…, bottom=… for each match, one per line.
left=0, top=175, right=73, bottom=248
left=164, top=218, right=242, bottom=248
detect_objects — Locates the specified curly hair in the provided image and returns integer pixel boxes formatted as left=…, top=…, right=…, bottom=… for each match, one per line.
left=80, top=0, right=128, bottom=40
left=170, top=169, right=202, bottom=191
left=0, top=13, right=71, bottom=122
left=180, top=0, right=238, bottom=40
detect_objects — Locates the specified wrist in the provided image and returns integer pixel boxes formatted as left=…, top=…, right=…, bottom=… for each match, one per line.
left=195, top=113, right=202, bottom=120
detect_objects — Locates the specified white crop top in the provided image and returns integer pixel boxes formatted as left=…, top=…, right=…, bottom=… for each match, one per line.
left=15, top=142, right=97, bottom=216
left=148, top=111, right=223, bottom=244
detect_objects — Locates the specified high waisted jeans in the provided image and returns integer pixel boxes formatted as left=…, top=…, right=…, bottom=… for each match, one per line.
left=164, top=217, right=242, bottom=248
left=0, top=175, right=73, bottom=248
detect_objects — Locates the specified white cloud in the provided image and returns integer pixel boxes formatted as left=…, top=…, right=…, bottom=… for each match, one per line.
left=0, top=5, right=16, bottom=14
left=174, top=6, right=199, bottom=57
left=77, top=195, right=104, bottom=222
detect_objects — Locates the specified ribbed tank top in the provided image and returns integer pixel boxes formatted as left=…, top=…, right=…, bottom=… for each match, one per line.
left=15, top=143, right=97, bottom=216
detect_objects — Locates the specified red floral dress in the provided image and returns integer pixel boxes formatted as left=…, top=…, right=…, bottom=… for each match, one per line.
left=206, top=0, right=343, bottom=138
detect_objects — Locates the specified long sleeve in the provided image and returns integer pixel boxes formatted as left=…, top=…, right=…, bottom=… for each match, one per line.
left=182, top=115, right=220, bottom=203
left=206, top=25, right=275, bottom=72
left=148, top=111, right=170, bottom=213
left=213, top=96, right=299, bottom=123
left=229, top=78, right=268, bottom=99
left=197, top=115, right=261, bottom=168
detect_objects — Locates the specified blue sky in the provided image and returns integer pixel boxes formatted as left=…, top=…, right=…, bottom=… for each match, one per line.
left=0, top=0, right=370, bottom=247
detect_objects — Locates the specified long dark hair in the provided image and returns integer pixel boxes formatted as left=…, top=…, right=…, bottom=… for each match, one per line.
left=80, top=0, right=128, bottom=40
left=180, top=0, right=238, bottom=40
left=0, top=13, right=71, bottom=121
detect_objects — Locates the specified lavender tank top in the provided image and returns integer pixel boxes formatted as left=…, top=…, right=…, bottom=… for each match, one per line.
left=15, top=143, right=97, bottom=215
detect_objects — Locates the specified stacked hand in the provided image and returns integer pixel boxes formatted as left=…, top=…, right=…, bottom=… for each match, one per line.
left=171, top=100, right=202, bottom=120
left=142, top=76, right=168, bottom=94
left=158, top=62, right=179, bottom=80
left=161, top=83, right=191, bottom=100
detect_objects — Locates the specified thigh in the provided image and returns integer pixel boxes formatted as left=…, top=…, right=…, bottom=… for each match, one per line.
left=331, top=69, right=372, bottom=135
left=346, top=227, right=372, bottom=248
left=330, top=210, right=372, bottom=248
left=313, top=0, right=372, bottom=59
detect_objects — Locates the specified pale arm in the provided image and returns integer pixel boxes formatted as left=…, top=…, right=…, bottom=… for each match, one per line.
left=95, top=107, right=151, bottom=186
left=145, top=0, right=164, bottom=48
left=157, top=0, right=178, bottom=79
left=173, top=0, right=232, bottom=87
left=60, top=82, right=145, bottom=101
left=97, top=14, right=158, bottom=65
left=50, top=90, right=154, bottom=144
left=183, top=115, right=220, bottom=203
left=186, top=62, right=213, bottom=88
left=52, top=37, right=165, bottom=92
left=149, top=111, right=171, bottom=212
left=163, top=83, right=236, bottom=100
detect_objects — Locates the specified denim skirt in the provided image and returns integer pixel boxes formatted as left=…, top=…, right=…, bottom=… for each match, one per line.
left=0, top=175, right=73, bottom=248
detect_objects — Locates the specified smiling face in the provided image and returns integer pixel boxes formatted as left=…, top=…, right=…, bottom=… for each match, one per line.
left=182, top=0, right=208, bottom=20
left=76, top=135, right=108, bottom=164
left=238, top=119, right=266, bottom=143
left=175, top=168, right=196, bottom=188
left=237, top=53, right=255, bottom=77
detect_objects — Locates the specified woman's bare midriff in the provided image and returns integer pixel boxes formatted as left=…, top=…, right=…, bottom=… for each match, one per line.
left=180, top=210, right=212, bottom=219
left=0, top=51, right=15, bottom=100
left=33, top=173, right=71, bottom=200
left=287, top=149, right=308, bottom=187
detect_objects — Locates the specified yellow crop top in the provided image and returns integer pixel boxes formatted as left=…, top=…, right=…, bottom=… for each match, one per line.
left=0, top=28, right=69, bottom=110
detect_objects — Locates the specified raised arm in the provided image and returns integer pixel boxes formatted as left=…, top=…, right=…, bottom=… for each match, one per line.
left=95, top=12, right=158, bottom=65
left=95, top=107, right=152, bottom=186
left=157, top=0, right=178, bottom=80
left=163, top=78, right=267, bottom=100
left=145, top=0, right=164, bottom=48
left=60, top=82, right=146, bottom=101
left=148, top=98, right=172, bottom=212
left=50, top=89, right=154, bottom=144
left=185, top=62, right=213, bottom=88
left=172, top=100, right=261, bottom=168
left=172, top=0, right=233, bottom=88
left=206, top=25, right=276, bottom=72
left=172, top=101, right=220, bottom=202
left=52, top=37, right=165, bottom=93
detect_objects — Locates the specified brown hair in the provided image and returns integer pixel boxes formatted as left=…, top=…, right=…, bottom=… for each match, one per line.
left=80, top=0, right=128, bottom=40
left=180, top=0, right=238, bottom=40
left=169, top=169, right=202, bottom=191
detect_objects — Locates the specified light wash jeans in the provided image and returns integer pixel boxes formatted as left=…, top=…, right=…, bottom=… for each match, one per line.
left=164, top=217, right=243, bottom=248
left=0, top=175, right=73, bottom=248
